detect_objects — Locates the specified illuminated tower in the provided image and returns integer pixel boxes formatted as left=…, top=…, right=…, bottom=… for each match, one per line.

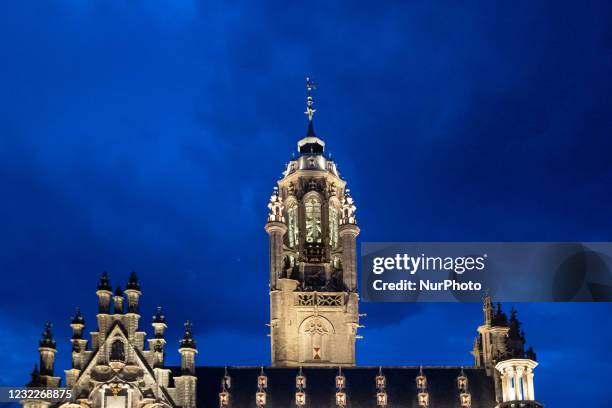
left=266, top=78, right=361, bottom=367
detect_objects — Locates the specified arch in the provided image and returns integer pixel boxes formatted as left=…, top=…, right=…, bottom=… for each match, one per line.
left=298, top=316, right=335, bottom=362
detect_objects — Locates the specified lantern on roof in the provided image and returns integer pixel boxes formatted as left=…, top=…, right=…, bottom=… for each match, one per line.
left=376, top=374, right=386, bottom=389
left=336, top=391, right=346, bottom=407
left=219, top=391, right=229, bottom=407
left=296, top=367, right=306, bottom=389
left=457, top=370, right=468, bottom=390
left=336, top=374, right=345, bottom=389
left=256, top=391, right=266, bottom=407
left=223, top=367, right=231, bottom=389
left=418, top=392, right=429, bottom=407
left=416, top=374, right=426, bottom=389
left=460, top=392, right=471, bottom=407
left=258, top=367, right=268, bottom=389
left=295, top=391, right=306, bottom=406
left=376, top=392, right=388, bottom=407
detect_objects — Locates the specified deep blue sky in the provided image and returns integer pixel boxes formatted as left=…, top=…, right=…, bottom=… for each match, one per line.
left=1, top=1, right=611, bottom=406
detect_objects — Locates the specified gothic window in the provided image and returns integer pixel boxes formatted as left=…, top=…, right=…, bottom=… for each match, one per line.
left=305, top=197, right=322, bottom=243
left=287, top=206, right=299, bottom=248
left=110, top=340, right=125, bottom=362
left=329, top=206, right=339, bottom=248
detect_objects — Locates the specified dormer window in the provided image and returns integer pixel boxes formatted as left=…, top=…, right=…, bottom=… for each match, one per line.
left=110, top=340, right=125, bottom=362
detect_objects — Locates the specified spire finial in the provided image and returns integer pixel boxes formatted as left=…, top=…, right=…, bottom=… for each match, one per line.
left=305, top=76, right=317, bottom=136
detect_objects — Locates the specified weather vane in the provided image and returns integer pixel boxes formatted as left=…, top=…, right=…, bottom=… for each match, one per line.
left=305, top=76, right=317, bottom=122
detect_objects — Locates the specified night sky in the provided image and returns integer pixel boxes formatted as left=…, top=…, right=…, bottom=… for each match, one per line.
left=1, top=1, right=612, bottom=407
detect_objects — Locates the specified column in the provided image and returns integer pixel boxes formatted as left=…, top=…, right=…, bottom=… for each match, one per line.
left=339, top=224, right=360, bottom=291
left=526, top=367, right=535, bottom=401
left=514, top=366, right=522, bottom=401
left=505, top=368, right=514, bottom=402
left=265, top=222, right=287, bottom=290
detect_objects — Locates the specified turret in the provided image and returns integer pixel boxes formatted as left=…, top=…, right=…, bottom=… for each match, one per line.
left=96, top=271, right=112, bottom=313
left=495, top=308, right=540, bottom=406
left=149, top=306, right=167, bottom=368
left=176, top=320, right=198, bottom=408
left=179, top=321, right=197, bottom=375
left=38, top=322, right=56, bottom=376
left=70, top=307, right=85, bottom=339
left=125, top=271, right=142, bottom=313
left=338, top=188, right=360, bottom=291
left=96, top=272, right=113, bottom=342
left=113, top=285, right=124, bottom=314
left=69, top=307, right=88, bottom=369
left=265, top=187, right=287, bottom=290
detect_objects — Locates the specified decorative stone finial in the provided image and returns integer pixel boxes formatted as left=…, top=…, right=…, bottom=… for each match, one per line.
left=180, top=320, right=197, bottom=349
left=71, top=307, right=84, bottom=325
left=267, top=187, right=285, bottom=223
left=340, top=189, right=357, bottom=225
left=126, top=270, right=140, bottom=291
left=98, top=271, right=112, bottom=291
left=39, top=322, right=56, bottom=349
left=153, top=306, right=166, bottom=324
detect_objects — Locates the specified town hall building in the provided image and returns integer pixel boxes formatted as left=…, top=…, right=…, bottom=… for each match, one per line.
left=20, top=81, right=543, bottom=408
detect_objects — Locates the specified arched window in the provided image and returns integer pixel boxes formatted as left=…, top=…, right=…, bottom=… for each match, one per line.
left=305, top=197, right=322, bottom=243
left=329, top=206, right=339, bottom=248
left=287, top=206, right=299, bottom=248
left=110, top=340, right=125, bottom=362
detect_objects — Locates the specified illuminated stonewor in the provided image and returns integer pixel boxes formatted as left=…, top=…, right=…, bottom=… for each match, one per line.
left=265, top=77, right=361, bottom=367
left=20, top=80, right=543, bottom=408
left=21, top=271, right=198, bottom=408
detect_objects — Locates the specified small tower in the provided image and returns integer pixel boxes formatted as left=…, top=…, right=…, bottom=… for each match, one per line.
left=96, top=271, right=113, bottom=344
left=176, top=321, right=198, bottom=408
left=113, top=285, right=124, bottom=314
left=179, top=321, right=197, bottom=374
left=267, top=78, right=361, bottom=367
left=66, top=307, right=88, bottom=386
left=38, top=322, right=56, bottom=376
left=149, top=306, right=167, bottom=368
left=36, top=323, right=61, bottom=387
left=124, top=271, right=143, bottom=343
left=125, top=271, right=142, bottom=313
left=96, top=271, right=112, bottom=313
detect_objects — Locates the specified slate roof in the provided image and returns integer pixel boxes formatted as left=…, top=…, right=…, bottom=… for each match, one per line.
left=169, top=366, right=497, bottom=408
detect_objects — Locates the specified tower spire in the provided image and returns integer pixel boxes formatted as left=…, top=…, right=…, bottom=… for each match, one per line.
left=305, top=76, right=317, bottom=136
